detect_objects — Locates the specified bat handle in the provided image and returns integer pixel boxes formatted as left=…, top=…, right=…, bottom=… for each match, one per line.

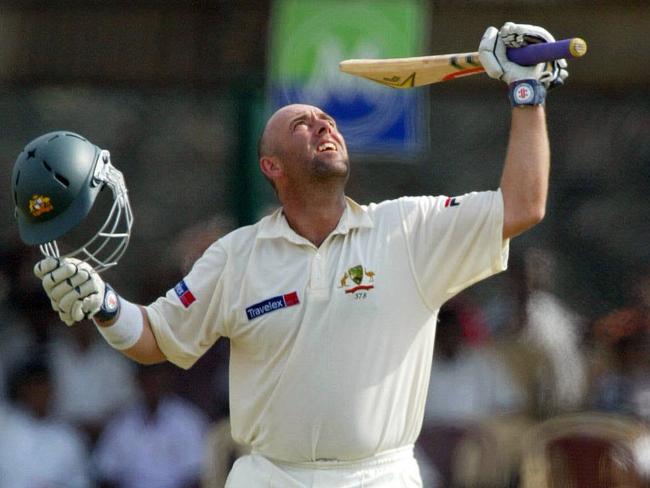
left=506, top=38, right=587, bottom=66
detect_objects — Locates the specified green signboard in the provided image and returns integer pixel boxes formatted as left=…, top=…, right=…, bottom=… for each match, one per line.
left=267, top=0, right=428, bottom=155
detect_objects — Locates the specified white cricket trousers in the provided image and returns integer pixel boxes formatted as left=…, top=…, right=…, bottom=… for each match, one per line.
left=225, top=445, right=423, bottom=488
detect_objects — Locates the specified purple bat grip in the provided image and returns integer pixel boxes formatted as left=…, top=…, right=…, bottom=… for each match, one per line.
left=506, top=39, right=574, bottom=66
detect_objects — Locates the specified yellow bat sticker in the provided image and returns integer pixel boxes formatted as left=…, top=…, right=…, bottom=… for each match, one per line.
left=29, top=194, right=53, bottom=217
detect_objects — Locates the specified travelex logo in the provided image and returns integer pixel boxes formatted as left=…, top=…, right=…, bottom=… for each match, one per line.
left=246, top=292, right=300, bottom=321
left=174, top=280, right=196, bottom=308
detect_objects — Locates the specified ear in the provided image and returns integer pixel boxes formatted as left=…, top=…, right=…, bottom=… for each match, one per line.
left=260, top=156, right=282, bottom=180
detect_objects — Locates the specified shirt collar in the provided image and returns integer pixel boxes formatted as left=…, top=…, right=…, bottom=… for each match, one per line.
left=257, top=197, right=373, bottom=244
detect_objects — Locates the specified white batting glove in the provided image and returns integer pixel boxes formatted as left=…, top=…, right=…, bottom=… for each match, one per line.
left=34, top=257, right=105, bottom=326
left=479, top=22, right=568, bottom=89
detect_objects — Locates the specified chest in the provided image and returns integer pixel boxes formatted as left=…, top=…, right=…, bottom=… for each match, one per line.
left=224, top=230, right=425, bottom=357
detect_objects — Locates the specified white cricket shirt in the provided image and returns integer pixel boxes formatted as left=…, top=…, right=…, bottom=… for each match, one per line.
left=146, top=191, right=509, bottom=463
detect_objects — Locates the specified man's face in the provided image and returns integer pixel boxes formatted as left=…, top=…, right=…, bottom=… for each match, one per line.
left=268, top=104, right=350, bottom=186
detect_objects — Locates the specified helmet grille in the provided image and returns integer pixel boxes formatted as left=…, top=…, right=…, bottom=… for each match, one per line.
left=38, top=153, right=132, bottom=273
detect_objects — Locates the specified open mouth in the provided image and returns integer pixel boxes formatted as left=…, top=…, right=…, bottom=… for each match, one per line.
left=317, top=142, right=337, bottom=153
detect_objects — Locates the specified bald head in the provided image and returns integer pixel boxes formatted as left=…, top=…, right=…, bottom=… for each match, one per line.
left=257, top=104, right=349, bottom=194
left=258, top=104, right=324, bottom=159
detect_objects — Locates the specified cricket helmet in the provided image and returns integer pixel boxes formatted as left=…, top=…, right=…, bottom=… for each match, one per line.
left=11, top=131, right=133, bottom=272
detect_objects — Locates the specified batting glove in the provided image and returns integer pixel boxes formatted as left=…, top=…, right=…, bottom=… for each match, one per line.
left=479, top=22, right=568, bottom=89
left=34, top=257, right=105, bottom=326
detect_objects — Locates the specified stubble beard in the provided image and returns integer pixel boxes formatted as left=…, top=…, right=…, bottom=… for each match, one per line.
left=310, top=153, right=350, bottom=184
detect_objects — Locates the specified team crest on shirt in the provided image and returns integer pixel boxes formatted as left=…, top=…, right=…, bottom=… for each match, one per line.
left=338, top=264, right=375, bottom=300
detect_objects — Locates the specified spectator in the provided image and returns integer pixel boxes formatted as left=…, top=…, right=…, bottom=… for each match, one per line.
left=93, top=363, right=209, bottom=488
left=589, top=265, right=650, bottom=417
left=488, top=249, right=587, bottom=418
left=424, top=298, right=524, bottom=422
left=628, top=263, right=650, bottom=314
left=49, top=322, right=139, bottom=445
left=419, top=298, right=524, bottom=487
left=0, top=357, right=91, bottom=487
left=0, top=243, right=47, bottom=398
left=521, top=248, right=588, bottom=413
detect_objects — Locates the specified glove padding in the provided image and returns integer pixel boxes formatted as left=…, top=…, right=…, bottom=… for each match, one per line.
left=479, top=22, right=568, bottom=89
left=34, top=257, right=105, bottom=326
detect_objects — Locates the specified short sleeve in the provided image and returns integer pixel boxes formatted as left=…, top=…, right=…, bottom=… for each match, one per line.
left=145, top=242, right=229, bottom=369
left=399, top=190, right=509, bottom=309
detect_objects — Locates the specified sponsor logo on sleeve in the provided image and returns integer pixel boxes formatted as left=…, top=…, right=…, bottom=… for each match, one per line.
left=174, top=280, right=196, bottom=308
left=245, top=291, right=300, bottom=321
left=444, top=196, right=461, bottom=208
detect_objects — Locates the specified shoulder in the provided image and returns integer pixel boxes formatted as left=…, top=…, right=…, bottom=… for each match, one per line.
left=367, top=195, right=450, bottom=211
left=220, top=221, right=262, bottom=243
left=352, top=196, right=448, bottom=234
left=186, top=220, right=263, bottom=272
left=215, top=216, right=271, bottom=253
left=363, top=195, right=445, bottom=223
left=401, top=191, right=503, bottom=217
left=361, top=196, right=432, bottom=217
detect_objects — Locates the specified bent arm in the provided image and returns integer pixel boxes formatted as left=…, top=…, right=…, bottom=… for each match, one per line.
left=95, top=306, right=167, bottom=365
left=124, top=307, right=167, bottom=364
left=500, top=105, right=549, bottom=239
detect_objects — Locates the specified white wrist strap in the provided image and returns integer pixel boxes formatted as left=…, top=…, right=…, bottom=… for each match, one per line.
left=95, top=298, right=143, bottom=350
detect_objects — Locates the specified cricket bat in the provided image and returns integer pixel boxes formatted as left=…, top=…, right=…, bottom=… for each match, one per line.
left=339, top=38, right=587, bottom=88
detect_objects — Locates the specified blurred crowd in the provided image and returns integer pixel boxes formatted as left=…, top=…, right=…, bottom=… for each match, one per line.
left=1, top=228, right=649, bottom=487
left=0, top=219, right=235, bottom=488
left=0, top=1, right=647, bottom=486
left=415, top=249, right=650, bottom=487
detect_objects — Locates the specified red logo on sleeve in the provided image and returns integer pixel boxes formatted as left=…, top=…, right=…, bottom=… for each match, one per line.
left=444, top=197, right=461, bottom=208
left=174, top=280, right=196, bottom=308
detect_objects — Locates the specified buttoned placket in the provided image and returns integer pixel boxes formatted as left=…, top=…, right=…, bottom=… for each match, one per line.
left=308, top=244, right=330, bottom=300
left=305, top=217, right=358, bottom=300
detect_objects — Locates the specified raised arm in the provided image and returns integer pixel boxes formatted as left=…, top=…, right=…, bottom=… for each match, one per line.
left=500, top=105, right=549, bottom=239
left=478, top=21, right=569, bottom=239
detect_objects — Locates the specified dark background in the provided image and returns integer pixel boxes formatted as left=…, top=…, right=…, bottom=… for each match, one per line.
left=0, top=0, right=648, bottom=322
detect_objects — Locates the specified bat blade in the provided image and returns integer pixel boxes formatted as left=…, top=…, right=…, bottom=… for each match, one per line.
left=339, top=38, right=587, bottom=89
left=339, top=52, right=483, bottom=88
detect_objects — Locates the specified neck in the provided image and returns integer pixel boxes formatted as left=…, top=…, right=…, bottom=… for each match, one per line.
left=280, top=189, right=346, bottom=247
